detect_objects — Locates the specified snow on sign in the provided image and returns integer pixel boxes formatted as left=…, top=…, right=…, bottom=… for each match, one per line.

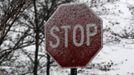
left=45, top=3, right=103, bottom=67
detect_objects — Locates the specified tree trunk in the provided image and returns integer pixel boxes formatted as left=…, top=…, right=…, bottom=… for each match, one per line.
left=33, top=0, right=39, bottom=75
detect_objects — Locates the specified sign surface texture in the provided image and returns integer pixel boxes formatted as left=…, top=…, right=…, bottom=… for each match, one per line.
left=45, top=3, right=102, bottom=67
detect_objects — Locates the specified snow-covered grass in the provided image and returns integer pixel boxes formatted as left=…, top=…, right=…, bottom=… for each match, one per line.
left=93, top=41, right=134, bottom=75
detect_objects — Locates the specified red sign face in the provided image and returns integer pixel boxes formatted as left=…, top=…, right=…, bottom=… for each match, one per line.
left=45, top=3, right=102, bottom=67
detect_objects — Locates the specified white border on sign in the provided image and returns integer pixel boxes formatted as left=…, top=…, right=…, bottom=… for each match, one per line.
left=44, top=3, right=103, bottom=68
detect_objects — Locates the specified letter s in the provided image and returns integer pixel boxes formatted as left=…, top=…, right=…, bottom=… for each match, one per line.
left=49, top=26, right=60, bottom=48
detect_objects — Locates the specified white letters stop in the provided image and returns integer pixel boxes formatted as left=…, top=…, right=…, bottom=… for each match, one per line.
left=49, top=24, right=97, bottom=48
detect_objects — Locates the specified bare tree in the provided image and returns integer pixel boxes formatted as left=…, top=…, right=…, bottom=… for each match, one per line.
left=0, top=0, right=75, bottom=74
left=0, top=0, right=32, bottom=66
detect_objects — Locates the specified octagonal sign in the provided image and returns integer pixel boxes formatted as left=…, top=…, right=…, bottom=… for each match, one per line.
left=45, top=3, right=102, bottom=67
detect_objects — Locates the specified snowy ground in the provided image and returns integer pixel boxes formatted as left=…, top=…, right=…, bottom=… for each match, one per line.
left=93, top=40, right=134, bottom=75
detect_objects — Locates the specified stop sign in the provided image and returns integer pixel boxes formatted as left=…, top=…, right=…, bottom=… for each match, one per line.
left=45, top=3, right=102, bottom=67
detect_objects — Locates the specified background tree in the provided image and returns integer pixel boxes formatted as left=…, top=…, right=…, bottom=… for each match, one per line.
left=0, top=0, right=32, bottom=66
left=0, top=0, right=75, bottom=75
